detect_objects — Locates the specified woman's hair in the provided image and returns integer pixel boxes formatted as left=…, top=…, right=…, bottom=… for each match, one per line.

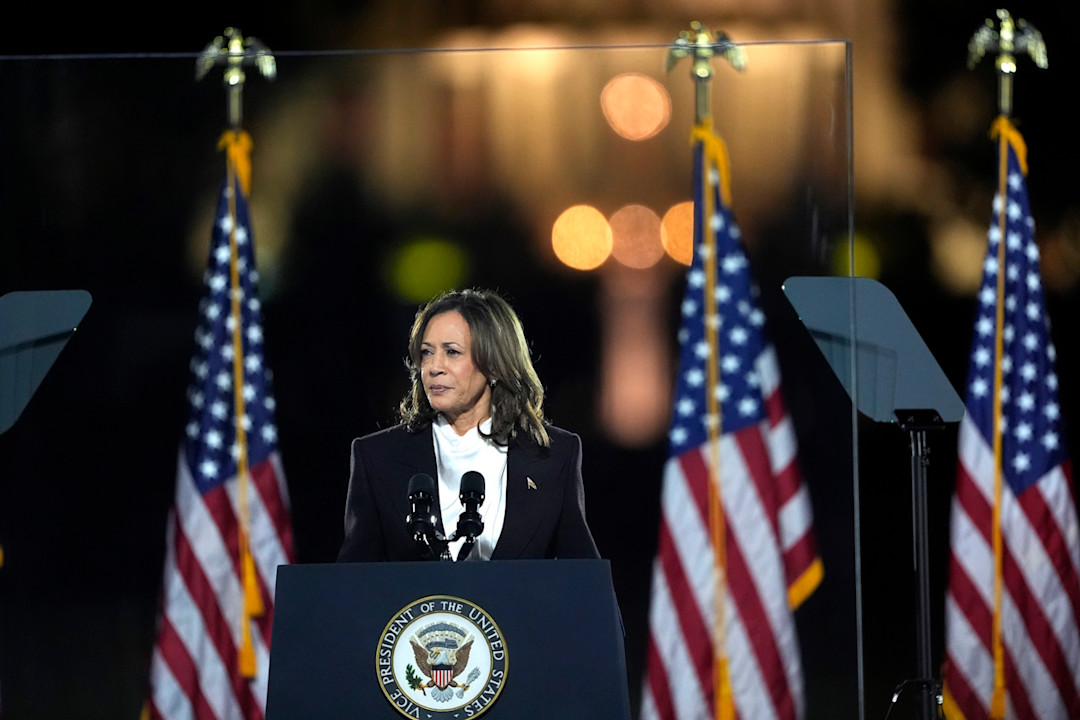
left=399, top=288, right=549, bottom=447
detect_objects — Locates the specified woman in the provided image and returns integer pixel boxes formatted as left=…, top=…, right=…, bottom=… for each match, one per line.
left=337, top=288, right=600, bottom=562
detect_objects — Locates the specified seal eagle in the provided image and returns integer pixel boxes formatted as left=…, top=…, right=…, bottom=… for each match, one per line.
left=410, top=636, right=474, bottom=696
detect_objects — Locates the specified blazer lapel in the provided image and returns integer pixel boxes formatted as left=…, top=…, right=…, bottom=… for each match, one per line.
left=492, top=434, right=558, bottom=559
left=374, top=427, right=443, bottom=536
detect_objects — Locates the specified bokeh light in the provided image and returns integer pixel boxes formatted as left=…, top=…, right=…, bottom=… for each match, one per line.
left=661, top=201, right=695, bottom=266
left=930, top=216, right=989, bottom=293
left=552, top=205, right=613, bottom=270
left=387, top=236, right=469, bottom=303
left=600, top=73, right=671, bottom=141
left=610, top=204, right=665, bottom=269
left=831, top=232, right=882, bottom=279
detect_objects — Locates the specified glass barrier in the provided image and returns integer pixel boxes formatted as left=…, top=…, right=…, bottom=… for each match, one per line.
left=0, top=39, right=866, bottom=719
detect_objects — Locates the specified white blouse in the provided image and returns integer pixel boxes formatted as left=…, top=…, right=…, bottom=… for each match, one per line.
left=432, top=415, right=508, bottom=561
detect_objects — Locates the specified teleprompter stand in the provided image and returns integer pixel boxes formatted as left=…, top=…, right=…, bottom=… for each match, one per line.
left=783, top=276, right=964, bottom=720
left=1, top=289, right=92, bottom=435
left=266, top=559, right=631, bottom=719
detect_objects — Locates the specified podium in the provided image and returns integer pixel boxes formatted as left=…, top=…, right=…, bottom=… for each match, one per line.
left=266, top=559, right=631, bottom=719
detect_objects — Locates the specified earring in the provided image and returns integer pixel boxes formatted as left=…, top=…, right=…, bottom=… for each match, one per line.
left=490, top=378, right=497, bottom=388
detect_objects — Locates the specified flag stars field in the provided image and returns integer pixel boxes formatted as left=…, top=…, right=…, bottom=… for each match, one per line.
left=200, top=459, right=219, bottom=479
left=209, top=274, right=227, bottom=293
left=668, top=426, right=689, bottom=447
left=737, top=397, right=758, bottom=417
left=715, top=384, right=730, bottom=403
left=1014, top=422, right=1032, bottom=442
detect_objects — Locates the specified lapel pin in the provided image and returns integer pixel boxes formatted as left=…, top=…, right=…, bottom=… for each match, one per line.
left=527, top=477, right=537, bottom=490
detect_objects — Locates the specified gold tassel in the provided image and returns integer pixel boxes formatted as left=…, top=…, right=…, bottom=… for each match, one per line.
left=989, top=686, right=1006, bottom=719
left=219, top=129, right=261, bottom=680
left=695, top=118, right=738, bottom=720
left=239, top=617, right=257, bottom=679
left=691, top=120, right=735, bottom=206
left=716, top=656, right=736, bottom=720
left=217, top=130, right=253, bottom=196
left=990, top=116, right=1027, bottom=174
left=986, top=116, right=1019, bottom=720
left=243, top=544, right=264, bottom=616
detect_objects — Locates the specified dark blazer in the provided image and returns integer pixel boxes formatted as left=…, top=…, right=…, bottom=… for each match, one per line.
left=337, top=423, right=600, bottom=562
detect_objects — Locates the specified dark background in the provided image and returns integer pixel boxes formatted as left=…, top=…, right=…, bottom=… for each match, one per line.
left=1, top=3, right=1078, bottom=719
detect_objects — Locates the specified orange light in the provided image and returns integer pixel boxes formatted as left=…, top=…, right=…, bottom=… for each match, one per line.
left=661, top=201, right=695, bottom=266
left=552, top=205, right=612, bottom=270
left=610, top=204, right=664, bottom=269
left=600, top=73, right=671, bottom=141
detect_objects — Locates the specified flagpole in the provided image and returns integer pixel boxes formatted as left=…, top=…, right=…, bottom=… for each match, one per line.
left=196, top=27, right=277, bottom=679
left=966, top=11, right=1047, bottom=719
left=668, top=24, right=746, bottom=720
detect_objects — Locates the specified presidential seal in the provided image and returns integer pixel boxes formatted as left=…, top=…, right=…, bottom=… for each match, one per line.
left=377, top=595, right=507, bottom=719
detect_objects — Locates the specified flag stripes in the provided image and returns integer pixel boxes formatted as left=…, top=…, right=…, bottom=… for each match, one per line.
left=647, top=418, right=807, bottom=720
left=948, top=422, right=1080, bottom=719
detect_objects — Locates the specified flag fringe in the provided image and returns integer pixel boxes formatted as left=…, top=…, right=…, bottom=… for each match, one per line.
left=941, top=686, right=966, bottom=720
left=788, top=556, right=824, bottom=610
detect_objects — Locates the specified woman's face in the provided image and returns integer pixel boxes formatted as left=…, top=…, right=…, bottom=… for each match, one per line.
left=420, top=310, right=492, bottom=432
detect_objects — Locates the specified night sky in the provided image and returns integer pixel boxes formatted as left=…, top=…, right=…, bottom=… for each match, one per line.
left=1, top=4, right=1079, bottom=719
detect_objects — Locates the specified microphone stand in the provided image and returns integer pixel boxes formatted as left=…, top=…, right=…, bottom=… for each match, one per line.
left=456, top=537, right=477, bottom=562
left=455, top=474, right=485, bottom=561
left=407, top=496, right=452, bottom=561
left=453, top=510, right=483, bottom=561
left=421, top=531, right=452, bottom=561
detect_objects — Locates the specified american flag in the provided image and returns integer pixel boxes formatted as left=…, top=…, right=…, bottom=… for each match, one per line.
left=942, top=118, right=1080, bottom=720
left=641, top=123, right=822, bottom=720
left=146, top=131, right=295, bottom=720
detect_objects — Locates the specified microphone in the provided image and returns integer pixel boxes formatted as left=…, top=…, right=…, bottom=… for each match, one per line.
left=406, top=473, right=443, bottom=558
left=455, top=471, right=485, bottom=561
